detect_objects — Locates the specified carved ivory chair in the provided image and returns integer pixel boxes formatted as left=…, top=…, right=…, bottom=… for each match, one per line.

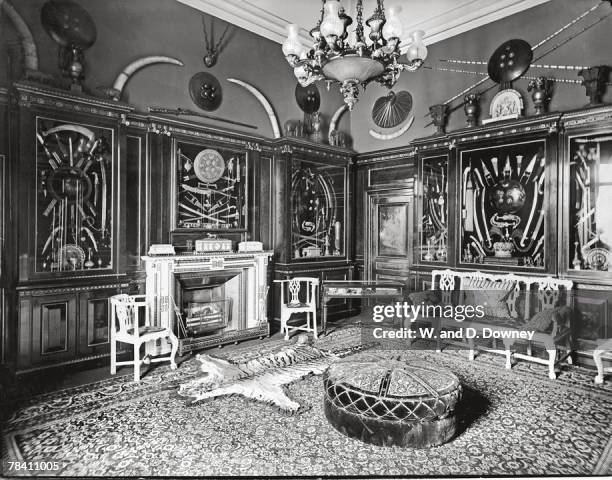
left=110, top=294, right=179, bottom=382
left=431, top=269, right=573, bottom=379
left=274, top=277, right=319, bottom=340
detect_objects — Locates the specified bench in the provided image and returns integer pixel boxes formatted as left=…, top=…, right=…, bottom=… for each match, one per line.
left=422, top=269, right=573, bottom=379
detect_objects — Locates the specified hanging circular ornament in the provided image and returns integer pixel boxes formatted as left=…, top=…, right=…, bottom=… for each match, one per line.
left=295, top=83, right=320, bottom=114
left=193, top=149, right=225, bottom=183
left=487, top=39, right=533, bottom=84
left=41, top=0, right=97, bottom=49
left=371, top=90, right=413, bottom=128
left=189, top=72, right=223, bottom=111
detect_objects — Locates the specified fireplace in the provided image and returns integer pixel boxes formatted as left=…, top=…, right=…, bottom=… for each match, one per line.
left=142, top=251, right=272, bottom=356
left=175, top=272, right=240, bottom=336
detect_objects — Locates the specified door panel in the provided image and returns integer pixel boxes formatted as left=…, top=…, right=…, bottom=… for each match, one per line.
left=367, top=191, right=413, bottom=285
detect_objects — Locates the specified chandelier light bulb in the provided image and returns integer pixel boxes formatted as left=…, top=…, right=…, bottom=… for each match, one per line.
left=282, top=24, right=306, bottom=57
left=382, top=5, right=403, bottom=41
left=320, top=0, right=345, bottom=38
left=406, top=30, right=427, bottom=64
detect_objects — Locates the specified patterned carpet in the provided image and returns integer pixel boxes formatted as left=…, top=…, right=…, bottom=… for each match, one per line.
left=2, top=326, right=612, bottom=477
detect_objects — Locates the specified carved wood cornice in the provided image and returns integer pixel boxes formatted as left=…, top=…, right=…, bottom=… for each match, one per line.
left=13, top=82, right=133, bottom=118
left=18, top=282, right=129, bottom=297
left=561, top=105, right=612, bottom=128
left=272, top=137, right=353, bottom=160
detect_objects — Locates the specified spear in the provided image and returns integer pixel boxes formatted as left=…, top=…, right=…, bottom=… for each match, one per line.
left=148, top=107, right=257, bottom=130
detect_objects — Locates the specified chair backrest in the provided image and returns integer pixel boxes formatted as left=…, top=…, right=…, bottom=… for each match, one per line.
left=110, top=294, right=137, bottom=334
left=431, top=269, right=573, bottom=322
left=275, top=277, right=319, bottom=307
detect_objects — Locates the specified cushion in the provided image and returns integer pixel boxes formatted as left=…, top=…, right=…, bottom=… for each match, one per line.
left=524, top=306, right=572, bottom=333
left=408, top=290, right=440, bottom=306
left=463, top=277, right=514, bottom=318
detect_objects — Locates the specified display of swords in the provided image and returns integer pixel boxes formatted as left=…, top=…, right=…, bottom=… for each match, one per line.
left=460, top=143, right=547, bottom=267
left=421, top=157, right=448, bottom=262
left=36, top=119, right=112, bottom=272
left=291, top=164, right=342, bottom=258
left=177, top=144, right=245, bottom=230
left=570, top=135, right=612, bottom=271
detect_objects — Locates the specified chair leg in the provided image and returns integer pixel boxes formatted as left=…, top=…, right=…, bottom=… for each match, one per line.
left=134, top=343, right=141, bottom=382
left=547, top=349, right=557, bottom=380
left=312, top=310, right=318, bottom=339
left=281, top=312, right=290, bottom=340
left=594, top=349, right=605, bottom=384
left=169, top=334, right=179, bottom=370
left=110, top=337, right=117, bottom=375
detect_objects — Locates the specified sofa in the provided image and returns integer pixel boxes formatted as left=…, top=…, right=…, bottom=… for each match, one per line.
left=414, top=269, right=574, bottom=379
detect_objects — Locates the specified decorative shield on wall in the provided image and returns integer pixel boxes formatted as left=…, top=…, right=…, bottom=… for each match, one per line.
left=295, top=83, right=320, bottom=114
left=41, top=0, right=97, bottom=49
left=189, top=72, right=223, bottom=111
left=371, top=91, right=413, bottom=128
left=193, top=149, right=225, bottom=183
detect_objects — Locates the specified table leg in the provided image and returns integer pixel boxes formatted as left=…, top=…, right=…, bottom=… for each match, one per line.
left=322, top=297, right=328, bottom=334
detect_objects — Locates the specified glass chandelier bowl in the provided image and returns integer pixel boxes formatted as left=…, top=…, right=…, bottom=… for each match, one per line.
left=282, top=0, right=427, bottom=110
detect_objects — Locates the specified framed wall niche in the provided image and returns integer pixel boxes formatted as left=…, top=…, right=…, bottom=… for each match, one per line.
left=417, top=153, right=449, bottom=264
left=566, top=131, right=612, bottom=278
left=172, top=139, right=248, bottom=232
left=290, top=157, right=347, bottom=260
left=34, top=117, right=115, bottom=274
left=458, top=139, right=548, bottom=269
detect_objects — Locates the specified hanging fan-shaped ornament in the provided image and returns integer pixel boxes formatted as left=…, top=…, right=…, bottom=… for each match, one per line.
left=371, top=91, right=413, bottom=128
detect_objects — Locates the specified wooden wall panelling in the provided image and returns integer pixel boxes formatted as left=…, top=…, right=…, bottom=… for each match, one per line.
left=124, top=128, right=148, bottom=273
left=0, top=87, right=7, bottom=364
left=270, top=138, right=355, bottom=326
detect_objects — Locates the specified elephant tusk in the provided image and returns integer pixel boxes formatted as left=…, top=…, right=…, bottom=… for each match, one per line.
left=109, top=56, right=184, bottom=101
left=369, top=116, right=414, bottom=140
left=1, top=0, right=39, bottom=73
left=227, top=78, right=281, bottom=138
left=328, top=104, right=348, bottom=142
left=43, top=125, right=96, bottom=142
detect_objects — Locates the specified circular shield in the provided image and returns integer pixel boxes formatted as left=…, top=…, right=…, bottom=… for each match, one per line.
left=487, top=39, right=533, bottom=84
left=295, top=83, right=320, bottom=114
left=189, top=72, right=223, bottom=111
left=41, top=0, right=97, bottom=49
left=193, top=149, right=225, bottom=183
left=372, top=90, right=413, bottom=128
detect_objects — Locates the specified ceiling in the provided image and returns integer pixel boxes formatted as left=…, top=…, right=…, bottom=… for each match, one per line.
left=176, top=0, right=551, bottom=49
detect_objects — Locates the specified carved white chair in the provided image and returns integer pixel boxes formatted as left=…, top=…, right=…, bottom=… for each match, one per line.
left=593, top=338, right=612, bottom=384
left=110, top=294, right=178, bottom=382
left=274, top=277, right=320, bottom=340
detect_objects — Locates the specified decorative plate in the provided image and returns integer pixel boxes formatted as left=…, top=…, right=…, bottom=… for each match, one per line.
left=489, top=88, right=523, bottom=119
left=59, top=244, right=86, bottom=269
left=584, top=247, right=610, bottom=271
left=193, top=149, right=225, bottom=183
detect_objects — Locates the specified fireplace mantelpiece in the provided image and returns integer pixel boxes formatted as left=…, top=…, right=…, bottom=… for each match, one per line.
left=142, top=251, right=273, bottom=355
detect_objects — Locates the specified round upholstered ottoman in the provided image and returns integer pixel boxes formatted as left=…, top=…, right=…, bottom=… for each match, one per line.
left=323, top=354, right=462, bottom=448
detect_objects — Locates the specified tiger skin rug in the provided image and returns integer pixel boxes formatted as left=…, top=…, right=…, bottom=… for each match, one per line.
left=177, top=335, right=339, bottom=413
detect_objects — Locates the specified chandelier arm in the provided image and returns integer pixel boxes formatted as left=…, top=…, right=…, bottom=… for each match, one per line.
left=356, top=0, right=364, bottom=43
left=319, top=0, right=325, bottom=25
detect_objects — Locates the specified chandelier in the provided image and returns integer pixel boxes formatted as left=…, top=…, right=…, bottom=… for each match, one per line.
left=282, top=0, right=428, bottom=110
